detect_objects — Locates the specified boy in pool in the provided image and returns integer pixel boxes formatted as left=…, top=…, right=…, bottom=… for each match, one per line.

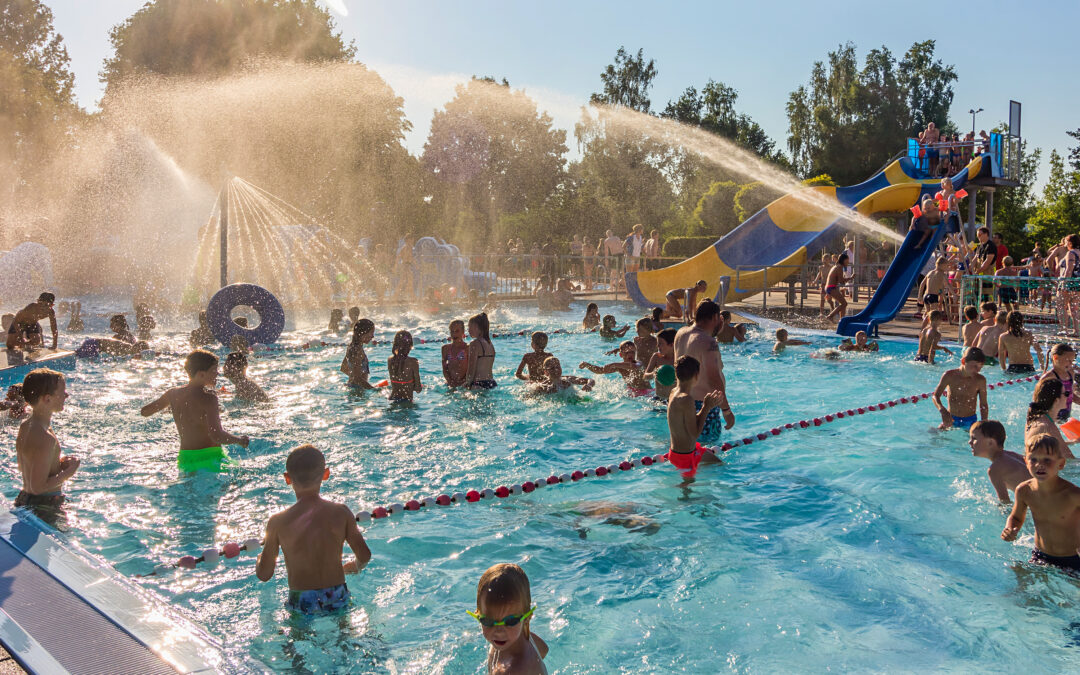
left=342, top=319, right=375, bottom=389
left=969, top=420, right=1030, bottom=502
left=644, top=328, right=677, bottom=401
left=135, top=303, right=156, bottom=342
left=1002, top=433, right=1080, bottom=573
left=469, top=563, right=548, bottom=675
left=932, top=346, right=988, bottom=430
left=1, top=385, right=28, bottom=420
left=256, top=445, right=371, bottom=614
left=716, top=310, right=747, bottom=343
left=632, top=318, right=658, bottom=367
left=580, top=341, right=650, bottom=395
left=598, top=315, right=629, bottom=339
left=222, top=352, right=269, bottom=403
left=14, top=369, right=79, bottom=523
left=140, top=350, right=250, bottom=471
left=916, top=310, right=952, bottom=364
left=387, top=331, right=422, bottom=402
left=665, top=356, right=723, bottom=479
left=974, top=310, right=1007, bottom=366
left=515, top=332, right=553, bottom=382
left=190, top=311, right=214, bottom=347
left=979, top=301, right=998, bottom=329
left=773, top=328, right=810, bottom=353
left=532, top=357, right=593, bottom=395
left=110, top=314, right=136, bottom=344
left=961, top=306, right=981, bottom=347
left=442, top=319, right=469, bottom=388
left=838, top=331, right=879, bottom=352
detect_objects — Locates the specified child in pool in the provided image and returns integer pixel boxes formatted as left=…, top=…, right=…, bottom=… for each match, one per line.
left=598, top=315, right=629, bottom=340
left=838, top=331, right=879, bottom=352
left=110, top=314, right=136, bottom=344
left=135, top=303, right=156, bottom=341
left=442, top=319, right=469, bottom=388
left=515, top=332, right=553, bottom=382
left=969, top=420, right=1030, bottom=502
left=140, top=350, right=250, bottom=471
left=190, top=310, right=214, bottom=347
left=582, top=303, right=601, bottom=331
left=644, top=328, right=677, bottom=401
left=716, top=310, right=747, bottom=343
left=67, top=301, right=84, bottom=332
left=469, top=563, right=548, bottom=675
left=483, top=293, right=498, bottom=314
left=229, top=334, right=249, bottom=356
left=256, top=445, right=371, bottom=614
left=973, top=310, right=1007, bottom=366
left=932, top=346, right=988, bottom=430
left=772, top=328, right=810, bottom=353
left=346, top=306, right=360, bottom=331
left=328, top=308, right=344, bottom=333
left=650, top=307, right=664, bottom=333
left=14, top=369, right=79, bottom=522
left=960, top=305, right=981, bottom=347
left=579, top=341, right=650, bottom=394
left=916, top=310, right=952, bottom=364
left=665, top=356, right=723, bottom=479
left=1039, top=342, right=1075, bottom=422
left=531, top=357, right=593, bottom=395
left=633, top=318, right=658, bottom=368
left=222, top=352, right=269, bottom=403
left=342, top=319, right=375, bottom=389
left=1, top=385, right=28, bottom=420
left=387, top=331, right=422, bottom=402
left=465, top=313, right=497, bottom=390
left=1002, top=433, right=1080, bottom=573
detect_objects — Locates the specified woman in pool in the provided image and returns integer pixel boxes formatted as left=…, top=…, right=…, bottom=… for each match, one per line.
left=582, top=303, right=601, bottom=331
left=387, top=331, right=422, bottom=402
left=997, top=311, right=1043, bottom=374
left=341, top=319, right=375, bottom=389
left=465, top=312, right=497, bottom=390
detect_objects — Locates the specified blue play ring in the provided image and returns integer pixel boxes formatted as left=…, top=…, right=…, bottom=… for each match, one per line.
left=206, top=283, right=285, bottom=345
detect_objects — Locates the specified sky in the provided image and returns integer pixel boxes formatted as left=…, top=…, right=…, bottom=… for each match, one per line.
left=48, top=0, right=1078, bottom=191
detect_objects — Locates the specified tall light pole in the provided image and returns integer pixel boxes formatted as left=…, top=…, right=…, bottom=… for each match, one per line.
left=968, top=107, right=984, bottom=135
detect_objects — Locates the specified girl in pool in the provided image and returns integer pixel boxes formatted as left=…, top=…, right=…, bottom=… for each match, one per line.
left=387, top=331, right=422, bottom=402
left=997, top=311, right=1043, bottom=374
left=582, top=303, right=600, bottom=331
left=442, top=319, right=469, bottom=387
left=342, top=319, right=375, bottom=389
left=469, top=563, right=548, bottom=675
left=465, top=313, right=497, bottom=390
left=650, top=307, right=664, bottom=332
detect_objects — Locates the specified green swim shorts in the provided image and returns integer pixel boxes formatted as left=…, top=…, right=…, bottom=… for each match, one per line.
left=177, top=446, right=234, bottom=472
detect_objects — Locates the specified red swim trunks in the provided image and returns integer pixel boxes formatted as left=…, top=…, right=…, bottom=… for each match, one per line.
left=666, top=443, right=708, bottom=478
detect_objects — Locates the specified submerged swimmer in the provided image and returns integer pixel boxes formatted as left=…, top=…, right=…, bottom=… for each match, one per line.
left=570, top=501, right=661, bottom=537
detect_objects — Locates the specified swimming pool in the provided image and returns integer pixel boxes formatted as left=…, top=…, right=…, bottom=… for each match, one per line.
left=3, top=303, right=1075, bottom=673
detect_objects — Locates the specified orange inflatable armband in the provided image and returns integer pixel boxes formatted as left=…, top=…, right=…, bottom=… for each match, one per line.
left=910, top=205, right=923, bottom=218
left=1062, top=418, right=1080, bottom=443
left=955, top=189, right=968, bottom=199
left=374, top=379, right=389, bottom=388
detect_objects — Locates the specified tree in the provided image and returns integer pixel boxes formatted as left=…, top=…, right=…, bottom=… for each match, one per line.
left=689, top=180, right=740, bottom=237
left=589, top=46, right=657, bottom=113
left=897, top=40, right=957, bottom=137
left=1067, top=128, right=1080, bottom=172
left=1030, top=149, right=1080, bottom=245
left=101, top=0, right=354, bottom=90
left=988, top=121, right=1040, bottom=254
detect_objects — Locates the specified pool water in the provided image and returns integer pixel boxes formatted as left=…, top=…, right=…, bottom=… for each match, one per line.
left=3, top=303, right=1078, bottom=673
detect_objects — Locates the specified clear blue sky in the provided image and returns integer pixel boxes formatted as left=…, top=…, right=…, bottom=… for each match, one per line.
left=50, top=0, right=1076, bottom=191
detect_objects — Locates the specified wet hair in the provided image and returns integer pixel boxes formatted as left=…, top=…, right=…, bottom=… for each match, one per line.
left=37, top=292, right=55, bottom=304
left=971, top=420, right=1006, bottom=447
left=619, top=340, right=636, bottom=356
left=696, top=279, right=707, bottom=289
left=285, top=444, right=326, bottom=486
left=855, top=331, right=867, bottom=340
left=469, top=312, right=491, bottom=342
left=963, top=305, right=978, bottom=320
left=223, top=351, right=247, bottom=376
left=392, top=330, right=413, bottom=357
left=980, top=301, right=997, bottom=314
left=110, top=314, right=129, bottom=331
left=656, top=328, right=677, bottom=346
left=586, top=302, right=599, bottom=315
left=651, top=307, right=663, bottom=321
left=837, top=252, right=850, bottom=265
left=1051, top=342, right=1075, bottom=358
left=531, top=331, right=548, bottom=349
left=22, top=368, right=63, bottom=405
left=449, top=319, right=465, bottom=332
left=1069, top=234, right=1080, bottom=249
left=1028, top=378, right=1064, bottom=425
left=348, top=306, right=360, bottom=319
left=674, top=355, right=700, bottom=381
left=475, top=563, right=532, bottom=632
left=928, top=309, right=945, bottom=322
left=602, top=314, right=616, bottom=326
left=1026, top=433, right=1063, bottom=458
left=1006, top=311, right=1024, bottom=337
left=635, top=317, right=652, bottom=332
left=694, top=299, right=720, bottom=324
left=995, top=310, right=1007, bottom=325
left=352, top=318, right=375, bottom=339
left=961, top=346, right=986, bottom=363
left=184, top=349, right=219, bottom=376
left=775, top=328, right=788, bottom=340
left=542, top=356, right=560, bottom=372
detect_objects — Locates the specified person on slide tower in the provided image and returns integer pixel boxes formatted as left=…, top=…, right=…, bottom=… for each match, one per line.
left=663, top=280, right=707, bottom=322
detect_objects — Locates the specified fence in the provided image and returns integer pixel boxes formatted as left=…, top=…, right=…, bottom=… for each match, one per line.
left=958, top=274, right=1076, bottom=344
left=732, top=262, right=892, bottom=311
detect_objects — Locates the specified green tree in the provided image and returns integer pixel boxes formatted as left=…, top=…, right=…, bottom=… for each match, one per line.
left=689, top=180, right=739, bottom=237
left=897, top=40, right=957, bottom=137
left=1030, top=149, right=1080, bottom=245
left=589, top=46, right=657, bottom=113
left=661, top=79, right=786, bottom=164
left=988, top=122, right=1040, bottom=253
left=1067, top=128, right=1080, bottom=172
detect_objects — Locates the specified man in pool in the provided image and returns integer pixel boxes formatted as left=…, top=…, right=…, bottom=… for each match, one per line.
left=663, top=280, right=707, bottom=321
left=666, top=356, right=723, bottom=479
left=140, top=350, right=250, bottom=471
left=5, top=292, right=57, bottom=351
left=932, top=346, right=988, bottom=430
left=673, top=300, right=735, bottom=443
left=256, top=444, right=371, bottom=614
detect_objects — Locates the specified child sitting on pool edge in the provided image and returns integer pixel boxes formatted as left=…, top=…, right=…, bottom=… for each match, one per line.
left=469, top=563, right=548, bottom=675
left=969, top=420, right=1029, bottom=502
left=140, top=349, right=250, bottom=472
left=515, top=332, right=552, bottom=383
left=665, top=355, right=723, bottom=479
left=256, top=444, right=371, bottom=614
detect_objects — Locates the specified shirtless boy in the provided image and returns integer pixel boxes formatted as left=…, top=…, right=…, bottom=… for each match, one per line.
left=673, top=300, right=735, bottom=443
left=663, top=280, right=707, bottom=321
left=516, top=332, right=553, bottom=382
left=773, top=328, right=811, bottom=354
left=256, top=445, right=371, bottom=613
left=644, top=328, right=677, bottom=401
left=974, top=310, right=1007, bottom=366
left=969, top=420, right=1030, bottom=502
left=961, top=306, right=981, bottom=347
left=140, top=350, right=250, bottom=472
left=839, top=331, right=879, bottom=352
left=916, top=310, right=952, bottom=364
left=920, top=257, right=948, bottom=318
left=716, top=310, right=748, bottom=343
left=1002, top=433, right=1080, bottom=573
left=932, top=346, right=988, bottom=430
left=580, top=342, right=650, bottom=395
left=14, top=369, right=79, bottom=523
left=825, top=254, right=854, bottom=323
left=532, top=357, right=593, bottom=395
left=5, top=293, right=57, bottom=351
left=665, top=356, right=723, bottom=479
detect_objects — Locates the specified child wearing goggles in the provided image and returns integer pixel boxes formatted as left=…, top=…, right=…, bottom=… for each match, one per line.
left=469, top=563, right=548, bottom=674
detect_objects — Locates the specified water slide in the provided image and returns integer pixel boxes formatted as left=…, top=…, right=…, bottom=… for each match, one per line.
left=626, top=154, right=1000, bottom=333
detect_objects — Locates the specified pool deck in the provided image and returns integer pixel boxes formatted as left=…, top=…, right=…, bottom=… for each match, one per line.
left=0, top=349, right=76, bottom=388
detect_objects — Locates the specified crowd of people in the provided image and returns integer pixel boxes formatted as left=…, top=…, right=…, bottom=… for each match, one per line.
left=916, top=121, right=993, bottom=177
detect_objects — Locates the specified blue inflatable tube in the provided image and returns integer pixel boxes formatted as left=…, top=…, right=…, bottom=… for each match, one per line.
left=206, top=283, right=285, bottom=345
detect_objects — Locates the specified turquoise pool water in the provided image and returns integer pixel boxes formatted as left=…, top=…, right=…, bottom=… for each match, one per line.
left=2, top=303, right=1076, bottom=673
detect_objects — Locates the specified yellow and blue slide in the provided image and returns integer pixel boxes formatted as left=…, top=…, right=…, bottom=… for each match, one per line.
left=626, top=153, right=1000, bottom=333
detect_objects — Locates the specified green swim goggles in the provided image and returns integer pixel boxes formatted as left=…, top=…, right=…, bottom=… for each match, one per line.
left=466, top=606, right=535, bottom=627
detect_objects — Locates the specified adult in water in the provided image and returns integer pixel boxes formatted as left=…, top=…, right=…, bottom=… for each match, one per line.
left=5, top=292, right=57, bottom=352
left=673, top=299, right=735, bottom=443
left=663, top=280, right=707, bottom=322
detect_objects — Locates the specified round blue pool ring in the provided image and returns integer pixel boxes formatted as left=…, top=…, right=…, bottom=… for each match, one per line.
left=206, top=283, right=285, bottom=346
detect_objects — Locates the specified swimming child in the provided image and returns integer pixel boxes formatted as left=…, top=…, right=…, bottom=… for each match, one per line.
left=222, top=352, right=269, bottom=403
left=582, top=303, right=601, bottom=331
left=442, top=319, right=469, bottom=388
left=1040, top=342, right=1075, bottom=421
left=531, top=357, right=593, bottom=395
left=960, top=305, right=981, bottom=347
left=579, top=341, right=650, bottom=394
left=328, top=308, right=344, bottom=333
left=469, top=563, right=548, bottom=675
left=341, top=319, right=375, bottom=389
left=387, top=331, right=422, bottom=402
left=716, top=310, right=747, bottom=343
left=773, top=328, right=810, bottom=353
left=932, top=346, right=988, bottom=430
left=598, top=315, right=629, bottom=340
left=838, top=331, right=879, bottom=352
left=1, top=384, right=28, bottom=420
left=915, top=310, right=952, bottom=364
left=255, top=445, right=371, bottom=614
left=969, top=420, right=1030, bottom=502
left=997, top=311, right=1043, bottom=374
left=140, top=350, right=250, bottom=471
left=14, top=369, right=79, bottom=523
left=465, top=313, right=497, bottom=390
left=515, top=332, right=553, bottom=382
left=110, top=314, right=136, bottom=344
left=644, top=328, right=677, bottom=401
left=974, top=310, right=1007, bottom=366
left=135, top=303, right=156, bottom=341
left=632, top=318, right=658, bottom=367
left=665, top=355, right=723, bottom=479
left=1001, top=433, right=1080, bottom=573
left=190, top=310, right=214, bottom=347
left=650, top=307, right=664, bottom=333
